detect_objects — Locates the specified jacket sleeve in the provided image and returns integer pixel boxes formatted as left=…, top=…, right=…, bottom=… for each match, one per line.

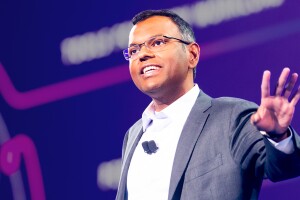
left=229, top=99, right=300, bottom=182
left=263, top=128, right=300, bottom=182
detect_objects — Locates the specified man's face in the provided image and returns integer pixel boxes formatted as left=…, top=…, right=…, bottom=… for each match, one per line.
left=128, top=16, right=195, bottom=101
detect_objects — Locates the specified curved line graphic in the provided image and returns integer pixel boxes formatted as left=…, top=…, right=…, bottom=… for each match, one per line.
left=0, top=134, right=45, bottom=200
left=0, top=19, right=299, bottom=110
left=0, top=113, right=26, bottom=200
left=0, top=63, right=130, bottom=109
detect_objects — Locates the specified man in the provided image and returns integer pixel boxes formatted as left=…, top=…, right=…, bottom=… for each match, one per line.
left=116, top=9, right=300, bottom=200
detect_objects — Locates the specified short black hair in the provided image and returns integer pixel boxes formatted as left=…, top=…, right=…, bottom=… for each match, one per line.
left=132, top=9, right=195, bottom=42
left=132, top=9, right=197, bottom=79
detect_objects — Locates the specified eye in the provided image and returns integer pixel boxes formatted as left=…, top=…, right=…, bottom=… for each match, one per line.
left=129, top=46, right=139, bottom=55
left=151, top=38, right=166, bottom=47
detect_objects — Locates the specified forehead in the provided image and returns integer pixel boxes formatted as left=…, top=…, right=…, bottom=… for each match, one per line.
left=129, top=16, right=180, bottom=44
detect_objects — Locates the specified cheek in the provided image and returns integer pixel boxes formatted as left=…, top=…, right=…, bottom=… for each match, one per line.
left=167, top=53, right=188, bottom=73
left=129, top=63, right=137, bottom=76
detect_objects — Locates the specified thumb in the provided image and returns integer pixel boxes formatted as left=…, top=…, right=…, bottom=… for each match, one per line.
left=251, top=112, right=261, bottom=125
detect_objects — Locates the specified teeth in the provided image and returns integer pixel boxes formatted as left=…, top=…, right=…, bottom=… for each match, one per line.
left=143, top=66, right=159, bottom=74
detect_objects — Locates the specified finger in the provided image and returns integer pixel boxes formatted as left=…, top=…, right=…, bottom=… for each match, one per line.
left=284, top=73, right=298, bottom=98
left=291, top=86, right=300, bottom=107
left=261, top=70, right=271, bottom=99
left=275, top=68, right=290, bottom=96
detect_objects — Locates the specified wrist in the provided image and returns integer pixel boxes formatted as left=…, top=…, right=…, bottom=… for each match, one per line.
left=264, top=130, right=290, bottom=142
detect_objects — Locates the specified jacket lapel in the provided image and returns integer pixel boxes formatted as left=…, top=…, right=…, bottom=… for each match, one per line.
left=168, top=91, right=212, bottom=200
left=117, top=120, right=143, bottom=200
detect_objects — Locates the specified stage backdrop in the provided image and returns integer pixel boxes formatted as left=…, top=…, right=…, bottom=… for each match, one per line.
left=1, top=0, right=300, bottom=199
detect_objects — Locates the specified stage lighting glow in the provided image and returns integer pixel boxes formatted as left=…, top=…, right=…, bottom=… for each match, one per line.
left=60, top=0, right=284, bottom=65
left=97, top=158, right=122, bottom=190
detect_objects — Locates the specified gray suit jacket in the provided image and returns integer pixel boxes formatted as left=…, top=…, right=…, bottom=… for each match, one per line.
left=116, top=91, right=300, bottom=200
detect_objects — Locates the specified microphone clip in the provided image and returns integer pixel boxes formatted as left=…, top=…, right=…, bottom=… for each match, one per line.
left=142, top=140, right=158, bottom=155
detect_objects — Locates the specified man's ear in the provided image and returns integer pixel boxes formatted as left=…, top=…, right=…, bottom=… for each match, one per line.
left=188, top=43, right=200, bottom=70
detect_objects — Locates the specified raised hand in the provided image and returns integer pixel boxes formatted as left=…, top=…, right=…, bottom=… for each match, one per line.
left=251, top=68, right=300, bottom=139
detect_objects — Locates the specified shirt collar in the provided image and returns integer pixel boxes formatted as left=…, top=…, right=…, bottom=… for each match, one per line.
left=142, top=84, right=200, bottom=131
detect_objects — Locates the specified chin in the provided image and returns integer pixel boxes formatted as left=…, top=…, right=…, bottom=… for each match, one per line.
left=140, top=86, right=158, bottom=94
left=140, top=84, right=164, bottom=97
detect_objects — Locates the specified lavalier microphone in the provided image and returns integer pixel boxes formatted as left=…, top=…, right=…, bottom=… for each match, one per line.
left=142, top=140, right=158, bottom=154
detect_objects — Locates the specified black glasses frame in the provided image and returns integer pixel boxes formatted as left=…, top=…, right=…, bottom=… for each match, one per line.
left=123, top=35, right=192, bottom=61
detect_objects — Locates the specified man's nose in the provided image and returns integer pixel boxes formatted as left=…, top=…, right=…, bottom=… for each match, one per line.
left=138, top=45, right=154, bottom=61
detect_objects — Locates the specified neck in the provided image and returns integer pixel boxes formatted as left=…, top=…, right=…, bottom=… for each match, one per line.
left=151, top=84, right=195, bottom=112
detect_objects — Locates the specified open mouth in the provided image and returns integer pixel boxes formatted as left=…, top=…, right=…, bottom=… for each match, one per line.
left=141, top=66, right=160, bottom=74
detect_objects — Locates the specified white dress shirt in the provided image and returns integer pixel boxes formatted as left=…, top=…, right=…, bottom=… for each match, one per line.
left=127, top=85, right=200, bottom=200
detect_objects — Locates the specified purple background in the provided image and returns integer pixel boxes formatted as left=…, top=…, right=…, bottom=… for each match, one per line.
left=0, top=0, right=299, bottom=199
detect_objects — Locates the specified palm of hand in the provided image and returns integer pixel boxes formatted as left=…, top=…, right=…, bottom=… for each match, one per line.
left=251, top=68, right=300, bottom=135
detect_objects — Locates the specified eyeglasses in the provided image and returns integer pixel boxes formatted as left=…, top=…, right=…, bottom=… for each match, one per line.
left=123, top=35, right=191, bottom=61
